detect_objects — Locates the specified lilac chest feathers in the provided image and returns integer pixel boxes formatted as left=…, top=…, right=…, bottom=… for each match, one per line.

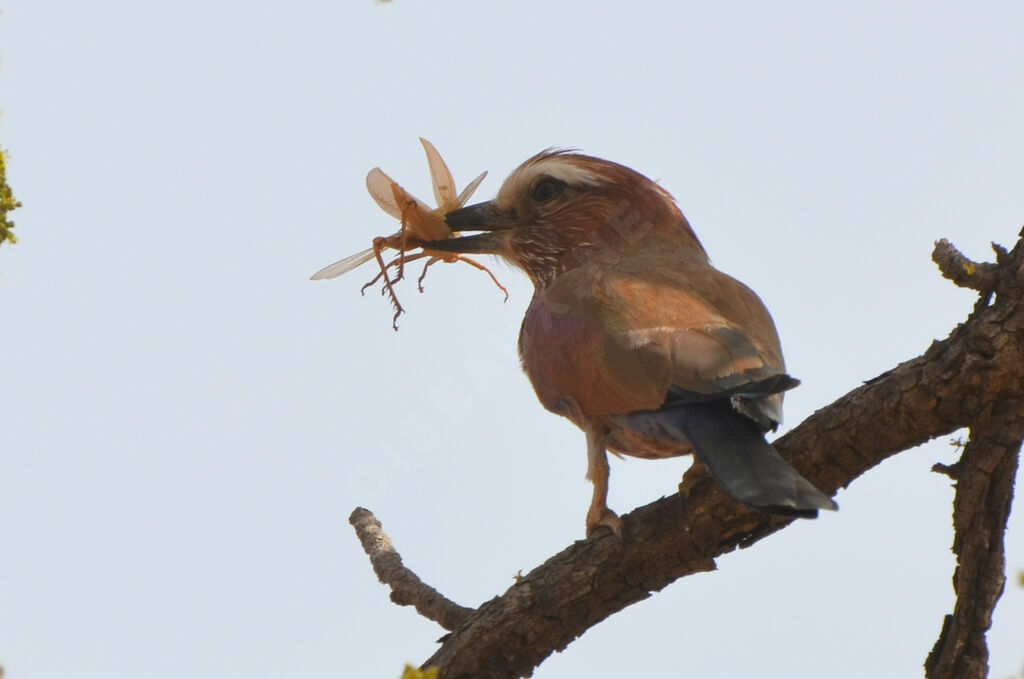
left=518, top=295, right=665, bottom=421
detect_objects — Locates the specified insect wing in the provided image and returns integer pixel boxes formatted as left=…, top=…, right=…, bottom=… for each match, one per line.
left=455, top=170, right=488, bottom=207
left=419, top=137, right=457, bottom=208
left=310, top=247, right=377, bottom=280
left=366, top=168, right=405, bottom=219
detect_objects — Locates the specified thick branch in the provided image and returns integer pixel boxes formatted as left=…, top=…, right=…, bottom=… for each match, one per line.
left=349, top=507, right=473, bottom=631
left=413, top=230, right=1024, bottom=678
left=352, top=229, right=1024, bottom=678
left=925, top=409, right=1023, bottom=679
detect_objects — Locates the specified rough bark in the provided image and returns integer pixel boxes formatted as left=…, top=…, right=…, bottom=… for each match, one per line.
left=924, top=412, right=1023, bottom=679
left=350, top=507, right=474, bottom=631
left=351, top=231, right=1024, bottom=679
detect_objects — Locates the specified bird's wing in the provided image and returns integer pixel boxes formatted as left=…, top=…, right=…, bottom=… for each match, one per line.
left=522, top=264, right=790, bottom=421
left=594, top=266, right=785, bottom=393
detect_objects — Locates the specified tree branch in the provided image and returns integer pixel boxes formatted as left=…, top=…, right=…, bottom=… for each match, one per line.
left=349, top=507, right=473, bottom=631
left=932, top=238, right=1000, bottom=294
left=923, top=240, right=1024, bottom=679
left=351, top=228, right=1024, bottom=679
left=924, top=409, right=1023, bottom=679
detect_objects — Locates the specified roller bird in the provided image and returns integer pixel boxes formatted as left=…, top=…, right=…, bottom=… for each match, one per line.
left=427, top=150, right=837, bottom=536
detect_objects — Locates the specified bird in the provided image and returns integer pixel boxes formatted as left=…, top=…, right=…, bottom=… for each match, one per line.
left=426, top=150, right=837, bottom=536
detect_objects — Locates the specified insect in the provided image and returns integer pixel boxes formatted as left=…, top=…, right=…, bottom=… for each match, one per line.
left=311, top=138, right=508, bottom=329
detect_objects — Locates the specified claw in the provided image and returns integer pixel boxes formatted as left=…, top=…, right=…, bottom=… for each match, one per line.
left=586, top=506, right=623, bottom=538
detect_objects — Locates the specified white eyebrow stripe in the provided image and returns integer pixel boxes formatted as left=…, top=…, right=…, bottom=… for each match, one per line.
left=497, top=155, right=607, bottom=205
left=520, top=157, right=603, bottom=186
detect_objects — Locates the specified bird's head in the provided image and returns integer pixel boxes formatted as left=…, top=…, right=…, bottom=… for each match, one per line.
left=429, top=151, right=707, bottom=288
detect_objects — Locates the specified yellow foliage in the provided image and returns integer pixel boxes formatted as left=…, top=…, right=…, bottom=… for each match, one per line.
left=0, top=147, right=20, bottom=246
left=400, top=664, right=439, bottom=679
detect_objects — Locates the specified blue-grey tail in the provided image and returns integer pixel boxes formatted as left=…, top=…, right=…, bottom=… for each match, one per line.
left=675, top=402, right=837, bottom=517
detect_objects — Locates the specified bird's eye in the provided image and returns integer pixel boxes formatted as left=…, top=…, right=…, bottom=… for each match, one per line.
left=532, top=178, right=564, bottom=204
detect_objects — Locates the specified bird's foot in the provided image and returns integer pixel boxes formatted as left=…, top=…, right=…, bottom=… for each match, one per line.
left=586, top=506, right=622, bottom=538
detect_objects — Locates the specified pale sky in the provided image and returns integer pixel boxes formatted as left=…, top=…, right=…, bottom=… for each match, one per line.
left=2, top=2, right=1023, bottom=678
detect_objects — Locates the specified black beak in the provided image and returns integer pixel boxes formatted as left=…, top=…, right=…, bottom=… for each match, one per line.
left=428, top=201, right=514, bottom=255
left=444, top=200, right=510, bottom=232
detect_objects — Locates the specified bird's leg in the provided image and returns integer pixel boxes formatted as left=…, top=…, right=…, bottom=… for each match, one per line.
left=584, top=426, right=622, bottom=538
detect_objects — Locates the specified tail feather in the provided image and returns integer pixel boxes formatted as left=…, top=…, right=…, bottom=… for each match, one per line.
left=675, top=403, right=837, bottom=516
left=615, top=401, right=837, bottom=516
